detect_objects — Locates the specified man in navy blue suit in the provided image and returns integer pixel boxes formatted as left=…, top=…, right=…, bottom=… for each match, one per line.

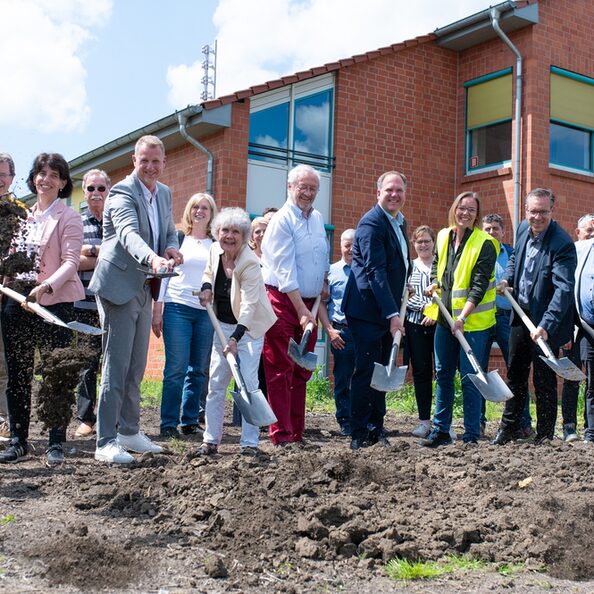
left=343, top=171, right=411, bottom=450
left=492, top=188, right=576, bottom=445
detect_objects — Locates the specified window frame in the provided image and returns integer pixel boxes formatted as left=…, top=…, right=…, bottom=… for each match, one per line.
left=464, top=68, right=513, bottom=174
left=549, top=66, right=594, bottom=176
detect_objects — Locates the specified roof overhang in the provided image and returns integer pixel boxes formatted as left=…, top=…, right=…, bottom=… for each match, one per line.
left=434, top=1, right=538, bottom=51
left=68, top=103, right=232, bottom=179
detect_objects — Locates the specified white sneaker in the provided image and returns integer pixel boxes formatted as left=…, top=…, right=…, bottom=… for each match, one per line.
left=95, top=440, right=134, bottom=464
left=411, top=420, right=431, bottom=438
left=449, top=427, right=457, bottom=441
left=117, top=431, right=163, bottom=454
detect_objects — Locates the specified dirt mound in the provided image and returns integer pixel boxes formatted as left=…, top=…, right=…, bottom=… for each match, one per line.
left=2, top=411, right=594, bottom=593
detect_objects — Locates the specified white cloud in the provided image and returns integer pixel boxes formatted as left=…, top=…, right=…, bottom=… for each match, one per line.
left=0, top=0, right=112, bottom=132
left=167, top=0, right=494, bottom=105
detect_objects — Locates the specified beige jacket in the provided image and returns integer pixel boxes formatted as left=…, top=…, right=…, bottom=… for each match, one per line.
left=203, top=242, right=276, bottom=339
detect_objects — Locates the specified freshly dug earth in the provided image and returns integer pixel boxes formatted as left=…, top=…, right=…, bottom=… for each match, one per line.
left=1, top=407, right=594, bottom=593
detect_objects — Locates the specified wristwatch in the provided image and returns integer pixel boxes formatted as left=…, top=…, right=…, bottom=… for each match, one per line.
left=458, top=315, right=467, bottom=324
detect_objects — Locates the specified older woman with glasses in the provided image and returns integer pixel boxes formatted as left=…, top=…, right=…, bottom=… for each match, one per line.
left=198, top=208, right=276, bottom=456
left=420, top=192, right=498, bottom=448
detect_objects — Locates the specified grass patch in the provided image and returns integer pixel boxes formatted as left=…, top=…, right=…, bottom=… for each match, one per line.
left=497, top=561, right=525, bottom=576
left=305, top=365, right=334, bottom=412
left=0, top=516, right=14, bottom=526
left=140, top=378, right=162, bottom=408
left=386, top=555, right=487, bottom=582
left=166, top=437, right=191, bottom=454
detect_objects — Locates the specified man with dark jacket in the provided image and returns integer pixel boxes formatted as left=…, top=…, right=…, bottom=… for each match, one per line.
left=343, top=171, right=411, bottom=450
left=493, top=188, right=577, bottom=445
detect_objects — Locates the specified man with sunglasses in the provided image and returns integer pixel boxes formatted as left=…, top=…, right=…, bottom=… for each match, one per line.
left=73, top=169, right=110, bottom=438
left=493, top=188, right=576, bottom=445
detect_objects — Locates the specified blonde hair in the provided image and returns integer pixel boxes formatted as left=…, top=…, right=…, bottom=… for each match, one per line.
left=448, top=191, right=481, bottom=228
left=181, top=193, right=217, bottom=236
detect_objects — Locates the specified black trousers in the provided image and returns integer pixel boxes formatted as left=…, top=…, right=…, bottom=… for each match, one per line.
left=1, top=296, right=74, bottom=444
left=500, top=321, right=558, bottom=439
left=74, top=308, right=102, bottom=424
left=404, top=320, right=435, bottom=421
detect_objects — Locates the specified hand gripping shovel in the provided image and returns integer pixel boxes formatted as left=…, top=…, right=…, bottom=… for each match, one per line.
left=433, top=293, right=513, bottom=402
left=205, top=302, right=277, bottom=427
left=0, top=284, right=104, bottom=336
left=288, top=295, right=321, bottom=371
left=370, top=289, right=409, bottom=392
left=503, top=288, right=586, bottom=381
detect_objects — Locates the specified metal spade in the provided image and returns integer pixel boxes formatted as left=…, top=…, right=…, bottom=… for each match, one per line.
left=370, top=289, right=409, bottom=392
left=205, top=303, right=277, bottom=427
left=503, top=288, right=586, bottom=381
left=433, top=293, right=513, bottom=402
left=0, top=284, right=104, bottom=336
left=288, top=295, right=321, bottom=371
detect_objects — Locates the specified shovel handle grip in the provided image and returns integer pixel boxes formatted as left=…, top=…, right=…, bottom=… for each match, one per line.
left=387, top=288, right=410, bottom=369
left=503, top=288, right=554, bottom=358
left=299, top=294, right=322, bottom=346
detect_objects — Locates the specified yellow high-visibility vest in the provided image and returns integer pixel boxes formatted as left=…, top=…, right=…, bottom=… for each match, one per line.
left=431, top=227, right=499, bottom=331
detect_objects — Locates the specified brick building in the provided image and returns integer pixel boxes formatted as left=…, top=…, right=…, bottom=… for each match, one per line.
left=68, top=0, right=594, bottom=378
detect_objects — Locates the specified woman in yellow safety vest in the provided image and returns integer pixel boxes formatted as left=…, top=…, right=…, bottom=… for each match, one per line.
left=419, top=191, right=498, bottom=447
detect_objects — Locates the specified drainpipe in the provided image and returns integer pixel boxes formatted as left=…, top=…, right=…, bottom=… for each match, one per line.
left=177, top=111, right=214, bottom=196
left=491, top=6, right=522, bottom=239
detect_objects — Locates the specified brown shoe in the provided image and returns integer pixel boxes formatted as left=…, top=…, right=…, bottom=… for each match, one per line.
left=75, top=422, right=95, bottom=437
left=196, top=443, right=218, bottom=456
left=0, top=418, right=10, bottom=442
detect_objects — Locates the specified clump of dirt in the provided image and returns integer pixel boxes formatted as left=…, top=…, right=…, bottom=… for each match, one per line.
left=35, top=345, right=95, bottom=431
left=0, top=196, right=36, bottom=277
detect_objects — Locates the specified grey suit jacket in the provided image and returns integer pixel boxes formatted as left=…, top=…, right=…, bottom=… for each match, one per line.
left=89, top=172, right=178, bottom=305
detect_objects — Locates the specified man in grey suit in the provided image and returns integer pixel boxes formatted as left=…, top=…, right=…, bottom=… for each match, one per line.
left=90, top=135, right=182, bottom=464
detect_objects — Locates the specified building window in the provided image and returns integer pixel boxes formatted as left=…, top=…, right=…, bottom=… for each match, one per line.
left=550, top=67, right=594, bottom=174
left=465, top=68, right=512, bottom=172
left=248, top=76, right=334, bottom=171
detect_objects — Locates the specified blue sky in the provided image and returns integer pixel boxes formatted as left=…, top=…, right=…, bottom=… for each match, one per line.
left=2, top=0, right=492, bottom=197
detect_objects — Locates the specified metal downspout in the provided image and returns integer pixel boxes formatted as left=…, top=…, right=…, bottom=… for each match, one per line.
left=177, top=111, right=214, bottom=196
left=490, top=6, right=522, bottom=238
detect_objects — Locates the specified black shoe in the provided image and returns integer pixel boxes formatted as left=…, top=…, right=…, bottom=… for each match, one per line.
left=369, top=432, right=391, bottom=447
left=350, top=438, right=372, bottom=450
left=419, top=430, right=452, bottom=448
left=490, top=428, right=518, bottom=445
left=159, top=427, right=181, bottom=439
left=339, top=424, right=352, bottom=437
left=534, top=434, right=553, bottom=445
left=181, top=424, right=203, bottom=435
left=0, top=439, right=28, bottom=463
left=198, top=412, right=206, bottom=425
left=46, top=444, right=64, bottom=466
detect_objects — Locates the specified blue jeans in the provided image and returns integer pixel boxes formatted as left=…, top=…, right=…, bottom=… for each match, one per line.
left=433, top=324, right=490, bottom=442
left=160, top=302, right=213, bottom=430
left=330, top=323, right=354, bottom=428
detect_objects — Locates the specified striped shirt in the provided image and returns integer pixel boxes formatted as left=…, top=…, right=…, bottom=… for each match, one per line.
left=75, top=213, right=102, bottom=310
left=406, top=259, right=433, bottom=325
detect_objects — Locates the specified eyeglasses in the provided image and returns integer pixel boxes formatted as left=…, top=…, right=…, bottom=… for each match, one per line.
left=415, top=239, right=433, bottom=244
left=295, top=183, right=319, bottom=194
left=456, top=206, right=477, bottom=214
left=86, top=185, right=107, bottom=193
left=526, top=209, right=551, bottom=217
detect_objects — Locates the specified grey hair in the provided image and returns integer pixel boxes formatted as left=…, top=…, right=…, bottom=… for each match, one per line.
left=377, top=171, right=407, bottom=190
left=0, top=153, right=15, bottom=176
left=82, top=168, right=112, bottom=189
left=211, top=207, right=252, bottom=244
left=577, top=213, right=594, bottom=227
left=341, top=228, right=355, bottom=242
left=482, top=213, right=504, bottom=227
left=135, top=134, right=165, bottom=156
left=526, top=188, right=555, bottom=208
left=287, top=164, right=320, bottom=186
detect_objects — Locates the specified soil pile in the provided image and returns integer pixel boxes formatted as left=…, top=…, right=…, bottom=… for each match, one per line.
left=2, top=411, right=594, bottom=593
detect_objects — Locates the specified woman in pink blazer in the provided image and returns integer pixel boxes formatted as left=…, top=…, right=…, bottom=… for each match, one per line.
left=0, top=153, right=84, bottom=466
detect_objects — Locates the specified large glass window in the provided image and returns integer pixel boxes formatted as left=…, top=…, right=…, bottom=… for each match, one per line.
left=248, top=79, right=334, bottom=171
left=465, top=69, right=512, bottom=172
left=550, top=67, right=594, bottom=174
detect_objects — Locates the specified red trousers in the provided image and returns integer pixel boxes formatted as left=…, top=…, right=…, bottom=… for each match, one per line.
left=263, top=287, right=317, bottom=445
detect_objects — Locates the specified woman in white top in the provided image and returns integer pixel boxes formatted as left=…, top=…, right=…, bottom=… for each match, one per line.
left=152, top=193, right=217, bottom=438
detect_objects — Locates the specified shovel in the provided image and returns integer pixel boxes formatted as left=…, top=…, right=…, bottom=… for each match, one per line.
left=204, top=302, right=277, bottom=427
left=370, top=289, right=409, bottom=392
left=0, top=284, right=104, bottom=336
left=503, top=288, right=586, bottom=381
left=288, top=295, right=321, bottom=371
left=433, top=293, right=513, bottom=402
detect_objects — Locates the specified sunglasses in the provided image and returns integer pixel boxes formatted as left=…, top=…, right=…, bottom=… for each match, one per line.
left=86, top=185, right=107, bottom=193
